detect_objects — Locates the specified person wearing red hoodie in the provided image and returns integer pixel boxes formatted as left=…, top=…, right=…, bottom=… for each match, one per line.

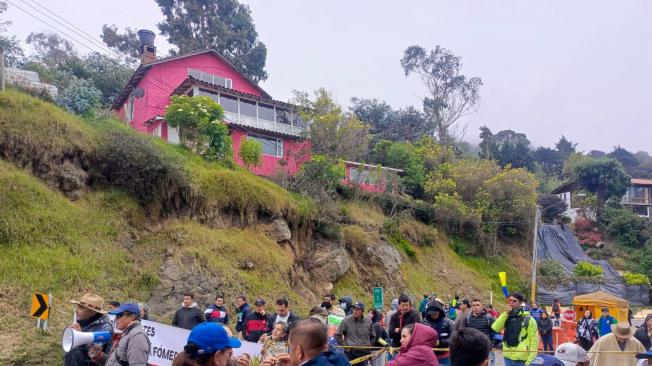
left=388, top=323, right=439, bottom=366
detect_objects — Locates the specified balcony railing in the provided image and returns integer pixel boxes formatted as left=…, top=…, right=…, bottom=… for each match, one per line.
left=223, top=111, right=306, bottom=137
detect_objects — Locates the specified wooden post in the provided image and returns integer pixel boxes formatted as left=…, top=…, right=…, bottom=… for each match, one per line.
left=530, top=206, right=541, bottom=304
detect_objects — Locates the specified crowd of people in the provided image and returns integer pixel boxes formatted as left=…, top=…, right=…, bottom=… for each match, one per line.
left=62, top=291, right=652, bottom=366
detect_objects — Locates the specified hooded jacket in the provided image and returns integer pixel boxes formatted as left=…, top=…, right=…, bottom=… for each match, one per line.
left=388, top=323, right=439, bottom=366
left=634, top=314, right=652, bottom=350
left=172, top=302, right=205, bottom=330
left=303, top=350, right=352, bottom=366
left=491, top=308, right=538, bottom=364
left=340, top=296, right=354, bottom=316
left=422, top=304, right=453, bottom=359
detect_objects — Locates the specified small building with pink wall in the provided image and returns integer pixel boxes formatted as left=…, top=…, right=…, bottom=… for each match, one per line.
left=111, top=31, right=310, bottom=176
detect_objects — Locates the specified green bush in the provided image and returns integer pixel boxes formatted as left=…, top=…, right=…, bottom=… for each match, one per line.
left=623, top=273, right=650, bottom=286
left=573, top=261, right=603, bottom=283
left=239, top=137, right=262, bottom=169
left=383, top=220, right=417, bottom=259
left=538, top=259, right=568, bottom=288
left=604, top=207, right=649, bottom=248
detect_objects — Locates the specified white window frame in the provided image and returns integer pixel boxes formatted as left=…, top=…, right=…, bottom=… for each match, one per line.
left=126, top=94, right=135, bottom=122
left=152, top=123, right=162, bottom=138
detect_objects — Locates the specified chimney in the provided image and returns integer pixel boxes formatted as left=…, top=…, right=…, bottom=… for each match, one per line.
left=137, top=29, right=157, bottom=64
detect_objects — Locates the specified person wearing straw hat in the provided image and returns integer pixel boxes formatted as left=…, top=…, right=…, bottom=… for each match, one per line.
left=588, top=322, right=646, bottom=366
left=64, top=293, right=113, bottom=366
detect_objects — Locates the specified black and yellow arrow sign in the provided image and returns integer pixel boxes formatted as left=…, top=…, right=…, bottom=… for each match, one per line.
left=31, top=292, right=49, bottom=320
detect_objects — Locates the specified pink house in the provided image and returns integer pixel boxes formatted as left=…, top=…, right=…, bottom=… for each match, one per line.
left=111, top=30, right=310, bottom=176
left=342, top=161, right=403, bottom=193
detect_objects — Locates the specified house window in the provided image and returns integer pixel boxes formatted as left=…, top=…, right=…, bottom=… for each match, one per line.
left=127, top=94, right=135, bottom=122
left=152, top=123, right=162, bottom=138
left=248, top=133, right=283, bottom=157
left=626, top=186, right=649, bottom=204
left=276, top=108, right=291, bottom=125
left=239, top=99, right=257, bottom=118
left=198, top=88, right=219, bottom=103
left=258, top=103, right=275, bottom=121
left=632, top=205, right=649, bottom=217
left=219, top=94, right=238, bottom=113
left=349, top=167, right=378, bottom=185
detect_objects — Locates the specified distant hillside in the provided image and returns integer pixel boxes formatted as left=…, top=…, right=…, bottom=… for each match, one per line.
left=0, top=91, right=530, bottom=364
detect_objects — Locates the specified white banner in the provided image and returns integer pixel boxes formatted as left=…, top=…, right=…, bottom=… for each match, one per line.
left=107, top=315, right=262, bottom=366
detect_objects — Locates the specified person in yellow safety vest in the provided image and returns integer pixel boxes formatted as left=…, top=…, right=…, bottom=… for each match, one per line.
left=491, top=292, right=538, bottom=366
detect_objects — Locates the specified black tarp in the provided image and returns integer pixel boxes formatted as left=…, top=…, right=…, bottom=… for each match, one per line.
left=535, top=224, right=648, bottom=305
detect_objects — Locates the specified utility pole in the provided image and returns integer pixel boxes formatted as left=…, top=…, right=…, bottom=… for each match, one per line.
left=530, top=206, right=541, bottom=304
left=0, top=50, right=5, bottom=92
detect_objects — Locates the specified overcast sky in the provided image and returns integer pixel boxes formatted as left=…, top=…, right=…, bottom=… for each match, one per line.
left=6, top=0, right=652, bottom=152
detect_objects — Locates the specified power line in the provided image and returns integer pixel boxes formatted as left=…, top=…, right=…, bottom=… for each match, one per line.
left=6, top=0, right=175, bottom=93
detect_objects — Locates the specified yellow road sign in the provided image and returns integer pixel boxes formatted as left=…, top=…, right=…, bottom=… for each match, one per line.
left=31, top=292, right=49, bottom=320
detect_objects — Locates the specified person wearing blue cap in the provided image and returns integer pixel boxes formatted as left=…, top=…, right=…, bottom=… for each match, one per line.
left=636, top=350, right=652, bottom=366
left=90, top=303, right=151, bottom=366
left=171, top=322, right=250, bottom=366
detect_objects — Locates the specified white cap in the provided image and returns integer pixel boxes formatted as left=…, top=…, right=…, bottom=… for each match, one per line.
left=555, top=342, right=588, bottom=366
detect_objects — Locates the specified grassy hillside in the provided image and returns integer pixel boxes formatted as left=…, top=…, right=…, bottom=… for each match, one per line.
left=0, top=91, right=531, bottom=364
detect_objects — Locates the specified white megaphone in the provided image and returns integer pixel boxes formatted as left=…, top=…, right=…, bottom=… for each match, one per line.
left=62, top=327, right=112, bottom=352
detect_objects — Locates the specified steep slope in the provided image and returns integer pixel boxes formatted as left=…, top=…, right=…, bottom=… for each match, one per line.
left=0, top=91, right=531, bottom=364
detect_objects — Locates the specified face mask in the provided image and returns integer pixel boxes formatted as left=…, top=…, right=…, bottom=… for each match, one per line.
left=341, top=302, right=347, bottom=310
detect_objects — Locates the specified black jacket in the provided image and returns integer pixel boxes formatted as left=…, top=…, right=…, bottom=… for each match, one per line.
left=172, top=303, right=205, bottom=330
left=64, top=313, right=113, bottom=366
left=422, top=304, right=455, bottom=356
left=634, top=315, right=652, bottom=351
left=538, top=317, right=553, bottom=337
left=243, top=311, right=271, bottom=342
left=388, top=309, right=421, bottom=347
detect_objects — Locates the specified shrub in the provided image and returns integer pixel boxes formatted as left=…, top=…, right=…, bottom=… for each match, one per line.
left=623, top=273, right=650, bottom=286
left=57, top=78, right=102, bottom=116
left=239, top=137, right=262, bottom=169
left=573, top=261, right=603, bottom=283
left=165, top=95, right=232, bottom=161
left=604, top=207, right=649, bottom=248
left=538, top=259, right=568, bottom=288
left=383, top=220, right=417, bottom=259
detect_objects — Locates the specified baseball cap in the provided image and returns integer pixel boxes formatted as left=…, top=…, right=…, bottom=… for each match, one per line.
left=109, top=303, right=141, bottom=316
left=187, top=322, right=241, bottom=354
left=254, top=298, right=266, bottom=306
left=352, top=301, right=365, bottom=309
left=530, top=354, right=565, bottom=366
left=555, top=342, right=588, bottom=366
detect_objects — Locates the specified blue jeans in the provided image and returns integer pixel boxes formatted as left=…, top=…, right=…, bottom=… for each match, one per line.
left=504, top=359, right=526, bottom=366
left=438, top=358, right=450, bottom=365
left=542, top=334, right=554, bottom=352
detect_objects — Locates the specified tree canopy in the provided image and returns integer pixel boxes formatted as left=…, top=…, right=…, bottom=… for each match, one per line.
left=401, top=45, right=482, bottom=145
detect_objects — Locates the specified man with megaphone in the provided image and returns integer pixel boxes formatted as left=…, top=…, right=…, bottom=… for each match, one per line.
left=64, top=293, right=113, bottom=366
left=90, top=303, right=151, bottom=366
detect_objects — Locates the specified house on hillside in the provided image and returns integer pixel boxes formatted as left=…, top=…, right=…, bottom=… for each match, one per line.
left=342, top=161, right=403, bottom=193
left=111, top=30, right=310, bottom=176
left=553, top=178, right=652, bottom=220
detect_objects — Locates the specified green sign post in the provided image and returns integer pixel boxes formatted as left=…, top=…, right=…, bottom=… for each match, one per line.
left=373, top=287, right=383, bottom=309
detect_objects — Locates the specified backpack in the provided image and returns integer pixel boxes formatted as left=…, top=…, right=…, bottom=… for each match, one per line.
left=503, top=314, right=531, bottom=348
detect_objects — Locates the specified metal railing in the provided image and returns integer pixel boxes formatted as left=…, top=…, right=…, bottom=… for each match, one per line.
left=223, top=111, right=305, bottom=137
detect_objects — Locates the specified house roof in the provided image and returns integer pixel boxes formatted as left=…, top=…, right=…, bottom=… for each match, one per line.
left=344, top=160, right=404, bottom=173
left=551, top=181, right=580, bottom=194
left=631, top=178, right=652, bottom=186
left=111, top=49, right=272, bottom=110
